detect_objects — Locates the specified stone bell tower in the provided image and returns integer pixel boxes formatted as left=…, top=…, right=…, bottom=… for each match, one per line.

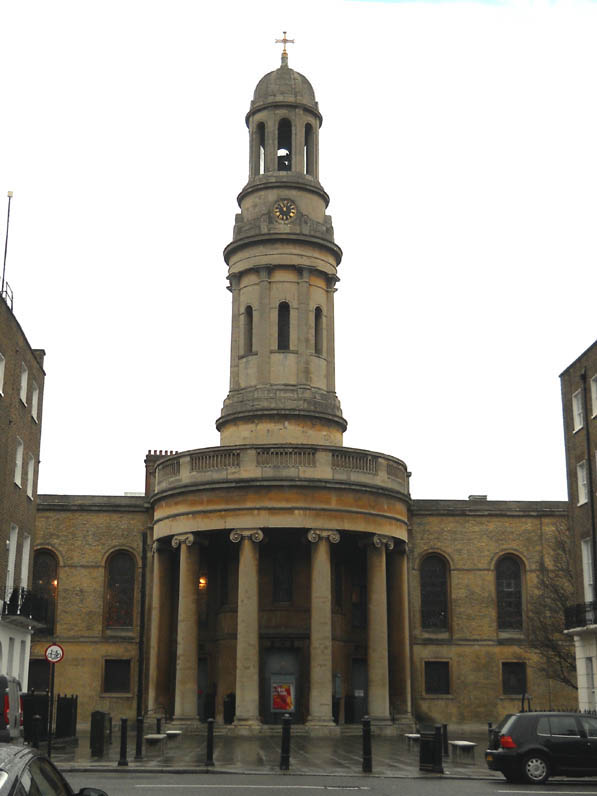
left=217, top=40, right=345, bottom=446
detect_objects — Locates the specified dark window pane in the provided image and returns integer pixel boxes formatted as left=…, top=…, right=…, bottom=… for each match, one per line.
left=28, top=659, right=50, bottom=691
left=314, top=307, right=323, bottom=355
left=106, top=552, right=135, bottom=629
left=273, top=549, right=292, bottom=603
left=104, top=659, right=131, bottom=693
left=424, top=661, right=450, bottom=694
left=502, top=661, right=526, bottom=694
left=420, top=555, right=448, bottom=629
left=32, top=550, right=58, bottom=635
left=244, top=306, right=253, bottom=355
left=278, top=302, right=290, bottom=350
left=550, top=715, right=579, bottom=736
left=497, top=556, right=523, bottom=630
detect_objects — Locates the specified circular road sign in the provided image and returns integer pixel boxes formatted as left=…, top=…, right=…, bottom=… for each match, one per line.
left=44, top=643, right=64, bottom=664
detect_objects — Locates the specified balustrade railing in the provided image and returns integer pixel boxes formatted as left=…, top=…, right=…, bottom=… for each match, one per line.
left=331, top=452, right=377, bottom=474
left=190, top=451, right=241, bottom=471
left=256, top=448, right=316, bottom=467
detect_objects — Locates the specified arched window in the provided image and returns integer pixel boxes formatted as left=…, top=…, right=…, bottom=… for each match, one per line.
left=420, top=554, right=449, bottom=630
left=105, top=551, right=135, bottom=629
left=244, top=305, right=254, bottom=355
left=314, top=307, right=323, bottom=355
left=496, top=555, right=523, bottom=630
left=277, top=119, right=292, bottom=171
left=278, top=302, right=290, bottom=351
left=258, top=122, right=265, bottom=175
left=32, top=549, right=58, bottom=635
left=304, top=123, right=314, bottom=176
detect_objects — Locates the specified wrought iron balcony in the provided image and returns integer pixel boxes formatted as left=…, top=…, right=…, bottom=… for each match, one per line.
left=2, top=588, right=52, bottom=630
left=564, top=601, right=597, bottom=630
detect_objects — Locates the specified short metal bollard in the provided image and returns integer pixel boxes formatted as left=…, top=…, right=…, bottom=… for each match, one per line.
left=362, top=715, right=372, bottom=773
left=280, top=713, right=291, bottom=770
left=442, top=723, right=449, bottom=757
left=135, top=716, right=143, bottom=760
left=32, top=714, right=42, bottom=750
left=156, top=716, right=162, bottom=734
left=205, top=717, right=215, bottom=767
left=118, top=717, right=128, bottom=767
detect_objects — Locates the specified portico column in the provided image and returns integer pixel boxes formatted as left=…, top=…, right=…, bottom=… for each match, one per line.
left=172, top=533, right=200, bottom=719
left=230, top=529, right=264, bottom=727
left=367, top=534, right=393, bottom=725
left=306, top=529, right=340, bottom=728
left=148, top=540, right=172, bottom=715
left=388, top=539, right=412, bottom=718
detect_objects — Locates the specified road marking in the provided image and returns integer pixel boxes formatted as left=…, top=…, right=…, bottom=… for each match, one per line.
left=135, top=787, right=370, bottom=791
left=498, top=791, right=597, bottom=795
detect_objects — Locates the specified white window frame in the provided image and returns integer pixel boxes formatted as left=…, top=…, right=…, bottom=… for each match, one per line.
left=14, top=438, right=23, bottom=487
left=31, top=381, right=39, bottom=422
left=20, top=533, right=30, bottom=589
left=591, top=375, right=597, bottom=418
left=5, top=525, right=18, bottom=601
left=573, top=389, right=584, bottom=432
left=582, top=537, right=594, bottom=602
left=578, top=460, right=588, bottom=505
left=26, top=454, right=34, bottom=499
left=0, top=352, right=5, bottom=396
left=19, top=362, right=28, bottom=405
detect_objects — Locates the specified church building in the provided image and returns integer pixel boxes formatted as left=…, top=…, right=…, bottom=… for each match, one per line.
left=29, top=48, right=576, bottom=732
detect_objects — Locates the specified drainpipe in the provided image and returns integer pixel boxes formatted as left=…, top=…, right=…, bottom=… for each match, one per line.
left=580, top=370, right=597, bottom=606
left=136, top=531, right=148, bottom=718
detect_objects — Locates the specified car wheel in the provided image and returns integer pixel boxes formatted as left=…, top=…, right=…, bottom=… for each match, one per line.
left=522, top=754, right=550, bottom=785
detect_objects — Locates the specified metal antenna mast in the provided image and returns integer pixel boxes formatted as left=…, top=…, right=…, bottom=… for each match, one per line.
left=1, top=191, right=13, bottom=299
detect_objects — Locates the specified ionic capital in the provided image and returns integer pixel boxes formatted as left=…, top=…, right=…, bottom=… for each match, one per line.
left=307, top=529, right=340, bottom=545
left=372, top=534, right=395, bottom=551
left=171, top=533, right=195, bottom=549
left=230, top=529, right=264, bottom=544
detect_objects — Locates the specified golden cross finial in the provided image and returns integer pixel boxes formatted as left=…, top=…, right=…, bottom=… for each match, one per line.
left=275, top=31, right=295, bottom=61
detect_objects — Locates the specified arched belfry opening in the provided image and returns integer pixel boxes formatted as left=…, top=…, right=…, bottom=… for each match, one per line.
left=277, top=119, right=292, bottom=171
left=277, top=301, right=290, bottom=350
left=304, top=123, right=314, bottom=176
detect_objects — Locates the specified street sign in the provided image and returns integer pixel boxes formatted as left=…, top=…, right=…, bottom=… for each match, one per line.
left=44, top=643, right=64, bottom=664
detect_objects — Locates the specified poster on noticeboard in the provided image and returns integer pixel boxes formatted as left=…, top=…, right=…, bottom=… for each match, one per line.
left=271, top=678, right=295, bottom=712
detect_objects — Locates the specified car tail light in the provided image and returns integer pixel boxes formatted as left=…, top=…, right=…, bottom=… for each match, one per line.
left=500, top=734, right=517, bottom=749
left=3, top=695, right=9, bottom=728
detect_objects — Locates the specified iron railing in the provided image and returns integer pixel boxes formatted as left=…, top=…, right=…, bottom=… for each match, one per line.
left=2, top=587, right=52, bottom=627
left=564, top=601, right=597, bottom=630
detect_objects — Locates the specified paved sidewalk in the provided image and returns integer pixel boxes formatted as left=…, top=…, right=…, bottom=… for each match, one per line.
left=41, top=728, right=502, bottom=779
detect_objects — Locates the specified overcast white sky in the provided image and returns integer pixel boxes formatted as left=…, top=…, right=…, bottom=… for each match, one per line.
left=1, top=0, right=596, bottom=500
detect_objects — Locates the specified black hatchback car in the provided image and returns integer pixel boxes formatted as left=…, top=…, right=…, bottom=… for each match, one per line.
left=486, top=711, right=597, bottom=784
left=0, top=744, right=107, bottom=796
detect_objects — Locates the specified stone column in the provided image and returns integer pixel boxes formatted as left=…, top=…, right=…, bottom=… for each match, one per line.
left=230, top=529, right=263, bottom=728
left=367, top=534, right=393, bottom=725
left=388, top=539, right=412, bottom=718
left=147, top=541, right=172, bottom=715
left=173, top=533, right=200, bottom=720
left=306, top=529, right=340, bottom=729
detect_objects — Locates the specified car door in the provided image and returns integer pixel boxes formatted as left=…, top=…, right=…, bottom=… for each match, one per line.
left=578, top=715, right=597, bottom=773
left=542, top=715, right=587, bottom=773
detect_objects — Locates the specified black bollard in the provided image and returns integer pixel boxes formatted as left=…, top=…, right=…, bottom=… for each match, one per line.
left=280, top=713, right=291, bottom=771
left=433, top=725, right=444, bottom=774
left=362, top=715, right=372, bottom=773
left=205, top=717, right=215, bottom=767
left=156, top=716, right=162, bottom=734
left=118, top=717, right=129, bottom=767
left=32, top=714, right=42, bottom=750
left=442, top=723, right=448, bottom=757
left=135, top=716, right=143, bottom=760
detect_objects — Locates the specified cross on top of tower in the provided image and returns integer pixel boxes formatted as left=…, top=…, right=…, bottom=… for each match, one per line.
left=275, top=31, right=295, bottom=65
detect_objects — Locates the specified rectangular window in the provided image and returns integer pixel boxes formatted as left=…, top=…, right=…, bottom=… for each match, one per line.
left=424, top=661, right=450, bottom=695
left=502, top=661, right=527, bottom=695
left=20, top=533, right=31, bottom=589
left=103, top=659, right=131, bottom=693
left=5, top=525, right=18, bottom=601
left=14, top=438, right=23, bottom=486
left=591, top=376, right=597, bottom=418
left=578, top=460, right=588, bottom=505
left=31, top=381, right=39, bottom=421
left=26, top=454, right=35, bottom=499
left=582, top=537, right=594, bottom=603
left=573, top=389, right=584, bottom=431
left=0, top=352, right=5, bottom=395
left=19, top=362, right=28, bottom=404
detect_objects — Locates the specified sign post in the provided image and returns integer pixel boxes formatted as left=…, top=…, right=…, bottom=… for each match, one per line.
left=44, top=643, right=64, bottom=758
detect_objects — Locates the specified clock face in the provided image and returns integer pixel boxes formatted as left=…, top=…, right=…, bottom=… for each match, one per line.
left=273, top=199, right=297, bottom=222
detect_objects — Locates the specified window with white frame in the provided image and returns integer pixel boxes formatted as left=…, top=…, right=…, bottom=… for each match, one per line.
left=0, top=352, right=5, bottom=395
left=5, top=525, right=18, bottom=601
left=573, top=390, right=584, bottom=431
left=14, top=438, right=23, bottom=486
left=19, top=363, right=28, bottom=404
left=591, top=375, right=597, bottom=418
left=20, top=533, right=30, bottom=589
left=578, top=460, right=588, bottom=505
left=582, top=537, right=594, bottom=602
left=31, top=381, right=39, bottom=421
left=26, top=454, right=34, bottom=499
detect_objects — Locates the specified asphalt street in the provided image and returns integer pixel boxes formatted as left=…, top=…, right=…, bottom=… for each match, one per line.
left=65, top=771, right=597, bottom=796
